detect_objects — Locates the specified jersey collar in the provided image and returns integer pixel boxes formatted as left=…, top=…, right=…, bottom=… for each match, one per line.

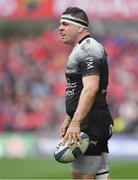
left=78, top=34, right=91, bottom=44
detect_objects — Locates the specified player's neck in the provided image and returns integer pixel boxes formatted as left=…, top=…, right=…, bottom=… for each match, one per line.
left=74, top=32, right=91, bottom=46
left=78, top=34, right=91, bottom=44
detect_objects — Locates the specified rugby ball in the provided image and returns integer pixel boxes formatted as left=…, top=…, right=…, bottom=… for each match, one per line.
left=54, top=132, right=89, bottom=163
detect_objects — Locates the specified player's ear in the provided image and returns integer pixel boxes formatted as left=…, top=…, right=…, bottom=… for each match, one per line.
left=78, top=27, right=84, bottom=33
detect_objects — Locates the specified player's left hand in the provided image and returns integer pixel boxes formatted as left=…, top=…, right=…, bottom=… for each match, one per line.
left=62, top=122, right=82, bottom=146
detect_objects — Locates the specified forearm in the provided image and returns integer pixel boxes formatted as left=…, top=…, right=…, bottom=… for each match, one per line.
left=65, top=114, right=72, bottom=122
left=71, top=87, right=97, bottom=125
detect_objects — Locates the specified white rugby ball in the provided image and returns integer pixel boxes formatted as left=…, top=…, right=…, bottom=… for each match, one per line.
left=54, top=132, right=89, bottom=163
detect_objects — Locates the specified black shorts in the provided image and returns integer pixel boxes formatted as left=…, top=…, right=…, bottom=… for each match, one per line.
left=80, top=110, right=114, bottom=156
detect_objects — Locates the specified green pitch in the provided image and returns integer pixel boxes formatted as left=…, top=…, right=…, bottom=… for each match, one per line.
left=0, top=157, right=138, bottom=179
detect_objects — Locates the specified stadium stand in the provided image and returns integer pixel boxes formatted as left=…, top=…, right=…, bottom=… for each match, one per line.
left=0, top=28, right=138, bottom=134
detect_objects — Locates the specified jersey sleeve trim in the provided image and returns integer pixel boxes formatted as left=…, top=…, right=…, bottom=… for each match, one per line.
left=82, top=73, right=100, bottom=77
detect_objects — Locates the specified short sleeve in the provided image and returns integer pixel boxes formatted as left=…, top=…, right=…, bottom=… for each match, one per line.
left=79, top=56, right=101, bottom=77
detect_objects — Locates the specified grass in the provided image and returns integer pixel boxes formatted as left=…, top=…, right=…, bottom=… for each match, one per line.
left=110, top=159, right=138, bottom=179
left=0, top=157, right=138, bottom=179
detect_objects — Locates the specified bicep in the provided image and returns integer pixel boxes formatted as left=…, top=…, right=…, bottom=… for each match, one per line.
left=82, top=75, right=100, bottom=92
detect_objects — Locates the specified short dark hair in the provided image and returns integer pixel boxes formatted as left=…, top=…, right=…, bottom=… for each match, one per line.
left=62, top=7, right=89, bottom=26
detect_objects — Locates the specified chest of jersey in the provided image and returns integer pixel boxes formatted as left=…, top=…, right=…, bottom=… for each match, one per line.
left=65, top=45, right=81, bottom=77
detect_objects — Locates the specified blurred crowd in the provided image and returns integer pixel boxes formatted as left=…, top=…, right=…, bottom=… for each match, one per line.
left=0, top=30, right=138, bottom=134
left=103, top=35, right=138, bottom=134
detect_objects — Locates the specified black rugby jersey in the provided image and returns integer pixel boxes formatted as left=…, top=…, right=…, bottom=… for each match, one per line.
left=65, top=35, right=109, bottom=117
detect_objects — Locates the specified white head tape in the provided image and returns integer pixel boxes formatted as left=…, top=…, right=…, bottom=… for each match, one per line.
left=60, top=15, right=88, bottom=28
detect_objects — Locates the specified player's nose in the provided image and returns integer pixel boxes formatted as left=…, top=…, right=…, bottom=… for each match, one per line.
left=59, top=24, right=64, bottom=31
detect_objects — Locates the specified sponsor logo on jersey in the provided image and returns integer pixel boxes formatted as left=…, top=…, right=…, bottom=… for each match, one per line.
left=66, top=68, right=77, bottom=73
left=86, top=57, right=94, bottom=69
left=66, top=78, right=77, bottom=96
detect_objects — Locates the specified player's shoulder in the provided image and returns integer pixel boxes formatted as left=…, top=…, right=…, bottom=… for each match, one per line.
left=79, top=37, right=104, bottom=59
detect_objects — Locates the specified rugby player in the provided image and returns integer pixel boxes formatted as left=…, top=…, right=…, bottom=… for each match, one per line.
left=59, top=7, right=114, bottom=180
